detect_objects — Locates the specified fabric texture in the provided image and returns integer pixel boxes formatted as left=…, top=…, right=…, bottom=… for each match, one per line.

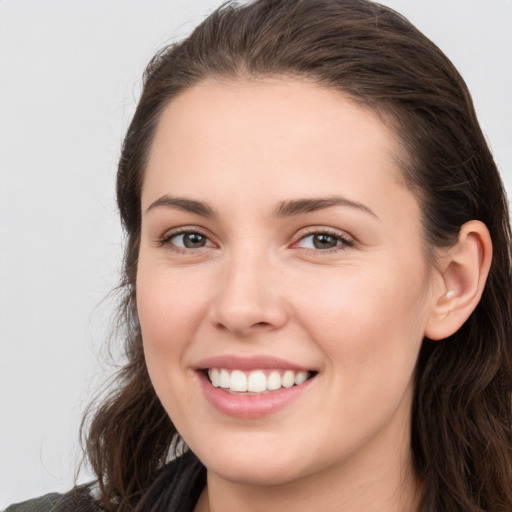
left=4, top=488, right=101, bottom=512
left=5, top=451, right=206, bottom=512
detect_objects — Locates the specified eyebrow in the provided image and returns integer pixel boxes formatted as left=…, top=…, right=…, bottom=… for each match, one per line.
left=145, top=194, right=377, bottom=219
left=146, top=195, right=216, bottom=217
left=274, top=197, right=377, bottom=218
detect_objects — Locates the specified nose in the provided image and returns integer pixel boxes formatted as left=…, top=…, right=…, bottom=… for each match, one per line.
left=208, top=249, right=289, bottom=337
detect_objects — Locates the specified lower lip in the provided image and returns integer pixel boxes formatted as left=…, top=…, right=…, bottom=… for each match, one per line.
left=197, top=372, right=314, bottom=419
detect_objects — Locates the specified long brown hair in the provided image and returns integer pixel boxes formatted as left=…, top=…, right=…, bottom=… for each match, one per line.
left=82, top=1, right=512, bottom=510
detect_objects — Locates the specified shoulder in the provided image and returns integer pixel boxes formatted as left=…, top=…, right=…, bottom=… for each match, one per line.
left=5, top=486, right=100, bottom=512
left=5, top=453, right=205, bottom=512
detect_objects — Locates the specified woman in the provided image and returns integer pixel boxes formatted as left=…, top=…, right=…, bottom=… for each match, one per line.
left=7, top=0, right=512, bottom=510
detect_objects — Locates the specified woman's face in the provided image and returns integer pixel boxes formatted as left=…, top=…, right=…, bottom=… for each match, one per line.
left=137, top=79, right=440, bottom=487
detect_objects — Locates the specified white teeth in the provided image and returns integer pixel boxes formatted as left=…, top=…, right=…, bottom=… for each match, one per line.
left=281, top=370, right=295, bottom=388
left=207, top=368, right=312, bottom=393
left=210, top=368, right=220, bottom=387
left=230, top=370, right=247, bottom=392
left=267, top=371, right=281, bottom=391
left=247, top=370, right=267, bottom=392
left=219, top=369, right=230, bottom=388
left=295, top=371, right=308, bottom=385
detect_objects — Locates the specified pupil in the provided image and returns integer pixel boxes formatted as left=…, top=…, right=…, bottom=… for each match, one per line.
left=184, top=233, right=206, bottom=248
left=313, top=234, right=337, bottom=249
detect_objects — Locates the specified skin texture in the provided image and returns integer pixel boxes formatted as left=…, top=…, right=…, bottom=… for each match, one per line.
left=136, top=79, right=490, bottom=512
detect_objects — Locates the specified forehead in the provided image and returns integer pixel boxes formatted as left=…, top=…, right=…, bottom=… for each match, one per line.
left=143, top=78, right=416, bottom=225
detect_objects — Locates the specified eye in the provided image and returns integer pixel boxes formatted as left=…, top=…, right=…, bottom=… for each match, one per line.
left=295, top=230, right=354, bottom=251
left=162, top=230, right=214, bottom=250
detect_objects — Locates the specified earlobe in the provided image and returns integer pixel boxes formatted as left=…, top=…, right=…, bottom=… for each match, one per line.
left=425, top=220, right=492, bottom=341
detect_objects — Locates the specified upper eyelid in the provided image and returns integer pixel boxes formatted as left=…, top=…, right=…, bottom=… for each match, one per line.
left=157, top=225, right=354, bottom=248
left=157, top=227, right=216, bottom=250
left=293, top=226, right=354, bottom=242
left=160, top=226, right=211, bottom=240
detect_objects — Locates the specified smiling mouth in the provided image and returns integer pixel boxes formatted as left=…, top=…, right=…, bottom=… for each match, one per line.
left=205, top=368, right=317, bottom=394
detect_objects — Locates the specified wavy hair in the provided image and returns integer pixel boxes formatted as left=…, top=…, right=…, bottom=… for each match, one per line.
left=82, top=1, right=512, bottom=510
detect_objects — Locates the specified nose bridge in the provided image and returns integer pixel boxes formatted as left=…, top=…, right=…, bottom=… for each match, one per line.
left=210, top=239, right=287, bottom=334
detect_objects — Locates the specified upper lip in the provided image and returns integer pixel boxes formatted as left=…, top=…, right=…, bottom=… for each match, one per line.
left=196, top=354, right=313, bottom=372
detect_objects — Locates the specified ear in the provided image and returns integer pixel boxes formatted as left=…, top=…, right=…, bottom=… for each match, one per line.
left=425, top=220, right=492, bottom=341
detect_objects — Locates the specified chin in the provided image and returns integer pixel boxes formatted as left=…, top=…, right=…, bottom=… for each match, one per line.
left=208, top=457, right=303, bottom=487
left=190, top=435, right=310, bottom=486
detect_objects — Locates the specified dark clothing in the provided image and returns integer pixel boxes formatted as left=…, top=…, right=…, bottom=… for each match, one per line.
left=5, top=452, right=206, bottom=512
left=4, top=490, right=101, bottom=512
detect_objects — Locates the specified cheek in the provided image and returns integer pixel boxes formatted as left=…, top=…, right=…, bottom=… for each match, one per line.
left=294, top=263, right=429, bottom=388
left=136, top=264, right=209, bottom=369
left=135, top=264, right=213, bottom=429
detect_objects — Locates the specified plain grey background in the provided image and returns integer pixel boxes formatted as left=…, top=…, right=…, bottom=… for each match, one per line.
left=1, top=0, right=511, bottom=507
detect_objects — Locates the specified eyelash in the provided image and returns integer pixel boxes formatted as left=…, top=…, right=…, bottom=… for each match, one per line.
left=294, top=229, right=354, bottom=254
left=157, top=228, right=213, bottom=254
left=157, top=228, right=354, bottom=255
